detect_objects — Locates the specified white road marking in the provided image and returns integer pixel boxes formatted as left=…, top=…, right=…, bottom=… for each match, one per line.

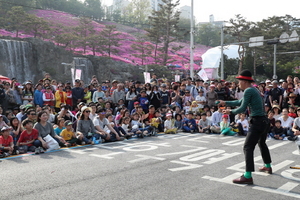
left=253, top=185, right=300, bottom=198
left=222, top=138, right=245, bottom=146
left=128, top=155, right=166, bottom=163
left=277, top=182, right=299, bottom=193
left=202, top=173, right=246, bottom=187
left=169, top=160, right=203, bottom=171
left=89, top=152, right=124, bottom=159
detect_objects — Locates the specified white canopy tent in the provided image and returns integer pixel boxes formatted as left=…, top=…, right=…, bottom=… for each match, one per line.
left=201, top=45, right=240, bottom=79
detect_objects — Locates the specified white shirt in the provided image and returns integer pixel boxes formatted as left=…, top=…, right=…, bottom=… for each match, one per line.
left=278, top=116, right=294, bottom=129
left=195, top=95, right=206, bottom=108
left=237, top=118, right=249, bottom=131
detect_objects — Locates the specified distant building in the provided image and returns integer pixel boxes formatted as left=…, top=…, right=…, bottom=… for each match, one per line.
left=180, top=5, right=191, bottom=19
left=112, top=0, right=130, bottom=10
left=149, top=0, right=164, bottom=11
left=198, top=14, right=224, bottom=27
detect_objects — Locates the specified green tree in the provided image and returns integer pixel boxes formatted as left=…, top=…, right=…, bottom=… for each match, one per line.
left=195, top=23, right=220, bottom=47
left=126, top=0, right=151, bottom=27
left=4, top=6, right=29, bottom=37
left=101, top=25, right=121, bottom=57
left=131, top=37, right=154, bottom=65
left=74, top=17, right=96, bottom=54
left=84, top=0, right=104, bottom=20
left=147, top=0, right=182, bottom=66
left=23, top=14, right=51, bottom=39
left=225, top=14, right=252, bottom=73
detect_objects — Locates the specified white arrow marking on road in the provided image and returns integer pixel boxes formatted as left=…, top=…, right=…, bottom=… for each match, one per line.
left=157, top=146, right=207, bottom=156
left=128, top=155, right=166, bottom=163
left=203, top=152, right=241, bottom=164
left=123, top=145, right=158, bottom=152
left=222, top=138, right=245, bottom=146
left=89, top=152, right=124, bottom=159
left=253, top=184, right=300, bottom=198
left=180, top=149, right=225, bottom=162
left=186, top=137, right=209, bottom=143
left=268, top=142, right=290, bottom=150
left=202, top=173, right=246, bottom=187
left=169, top=161, right=203, bottom=171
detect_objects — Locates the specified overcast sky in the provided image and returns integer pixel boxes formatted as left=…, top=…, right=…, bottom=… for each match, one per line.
left=102, top=0, right=300, bottom=23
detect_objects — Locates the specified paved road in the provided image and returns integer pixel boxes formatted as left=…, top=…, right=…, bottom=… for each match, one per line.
left=1, top=133, right=300, bottom=200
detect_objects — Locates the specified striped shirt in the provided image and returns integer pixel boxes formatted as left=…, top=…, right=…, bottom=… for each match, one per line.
left=226, top=87, right=265, bottom=117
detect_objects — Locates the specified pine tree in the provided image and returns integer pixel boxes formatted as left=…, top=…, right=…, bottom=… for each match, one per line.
left=131, top=37, right=154, bottom=65
left=101, top=25, right=121, bottom=57
left=146, top=0, right=182, bottom=66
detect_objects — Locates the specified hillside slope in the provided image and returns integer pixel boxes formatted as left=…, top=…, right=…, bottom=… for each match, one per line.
left=0, top=9, right=211, bottom=69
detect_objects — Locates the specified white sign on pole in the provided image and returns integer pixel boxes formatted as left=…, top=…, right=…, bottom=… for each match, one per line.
left=279, top=32, right=289, bottom=43
left=197, top=69, right=209, bottom=81
left=144, top=72, right=151, bottom=83
left=249, top=36, right=264, bottom=47
left=175, top=75, right=180, bottom=82
left=289, top=30, right=299, bottom=42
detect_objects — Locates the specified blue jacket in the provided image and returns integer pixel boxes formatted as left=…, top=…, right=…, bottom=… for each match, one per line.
left=183, top=118, right=197, bottom=128
left=34, top=89, right=43, bottom=107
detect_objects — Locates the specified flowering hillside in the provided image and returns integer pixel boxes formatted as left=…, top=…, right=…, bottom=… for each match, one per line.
left=0, top=9, right=211, bottom=70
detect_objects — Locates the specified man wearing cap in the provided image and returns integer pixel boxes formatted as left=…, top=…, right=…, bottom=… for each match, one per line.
left=191, top=79, right=206, bottom=99
left=219, top=69, right=272, bottom=185
left=268, top=80, right=283, bottom=108
left=72, top=79, right=84, bottom=110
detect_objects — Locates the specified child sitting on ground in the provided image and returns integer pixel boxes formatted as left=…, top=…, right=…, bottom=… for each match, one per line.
left=236, top=113, right=249, bottom=136
left=164, top=112, right=177, bottom=134
left=220, top=115, right=236, bottom=136
left=198, top=113, right=211, bottom=134
left=182, top=111, right=197, bottom=133
left=121, top=117, right=134, bottom=139
left=270, top=120, right=286, bottom=140
left=150, top=110, right=164, bottom=133
left=60, top=120, right=81, bottom=146
left=174, top=113, right=183, bottom=132
left=131, top=113, right=147, bottom=138
left=0, top=127, right=15, bottom=157
left=17, top=120, right=42, bottom=154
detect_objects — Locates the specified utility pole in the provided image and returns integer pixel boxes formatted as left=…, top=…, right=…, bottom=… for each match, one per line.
left=190, top=0, right=194, bottom=79
left=220, top=24, right=224, bottom=79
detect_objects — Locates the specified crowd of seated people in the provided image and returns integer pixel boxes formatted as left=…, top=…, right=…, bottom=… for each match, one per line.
left=0, top=73, right=300, bottom=157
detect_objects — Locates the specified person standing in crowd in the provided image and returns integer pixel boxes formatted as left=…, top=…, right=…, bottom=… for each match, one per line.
left=55, top=84, right=67, bottom=113
left=34, top=83, right=43, bottom=107
left=149, top=85, right=161, bottom=110
left=126, top=86, right=139, bottom=112
left=72, top=79, right=84, bottom=110
left=206, top=85, right=218, bottom=107
left=112, top=83, right=125, bottom=106
left=92, top=85, right=105, bottom=103
left=219, top=69, right=272, bottom=185
left=268, top=80, right=283, bottom=108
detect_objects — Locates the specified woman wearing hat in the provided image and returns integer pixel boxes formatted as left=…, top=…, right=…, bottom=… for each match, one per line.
left=219, top=69, right=272, bottom=185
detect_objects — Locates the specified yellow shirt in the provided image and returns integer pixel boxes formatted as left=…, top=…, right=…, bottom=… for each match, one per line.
left=60, top=129, right=74, bottom=141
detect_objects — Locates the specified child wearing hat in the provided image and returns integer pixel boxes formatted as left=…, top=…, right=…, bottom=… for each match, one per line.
left=0, top=127, right=14, bottom=157
left=164, top=112, right=177, bottom=134
left=60, top=120, right=81, bottom=146
left=220, top=115, right=236, bottom=136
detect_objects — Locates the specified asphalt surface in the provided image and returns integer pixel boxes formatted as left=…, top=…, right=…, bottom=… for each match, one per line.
left=1, top=133, right=300, bottom=200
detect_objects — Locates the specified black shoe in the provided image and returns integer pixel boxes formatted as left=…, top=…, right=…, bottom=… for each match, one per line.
left=288, top=136, right=298, bottom=141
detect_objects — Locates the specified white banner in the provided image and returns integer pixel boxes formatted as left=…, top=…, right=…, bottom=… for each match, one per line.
left=197, top=69, right=209, bottom=81
left=175, top=75, right=180, bottom=82
left=144, top=72, right=151, bottom=83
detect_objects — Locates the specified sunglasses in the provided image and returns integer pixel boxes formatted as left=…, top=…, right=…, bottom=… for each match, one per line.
left=99, top=112, right=106, bottom=115
left=85, top=110, right=91, bottom=113
left=30, top=113, right=36, bottom=115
